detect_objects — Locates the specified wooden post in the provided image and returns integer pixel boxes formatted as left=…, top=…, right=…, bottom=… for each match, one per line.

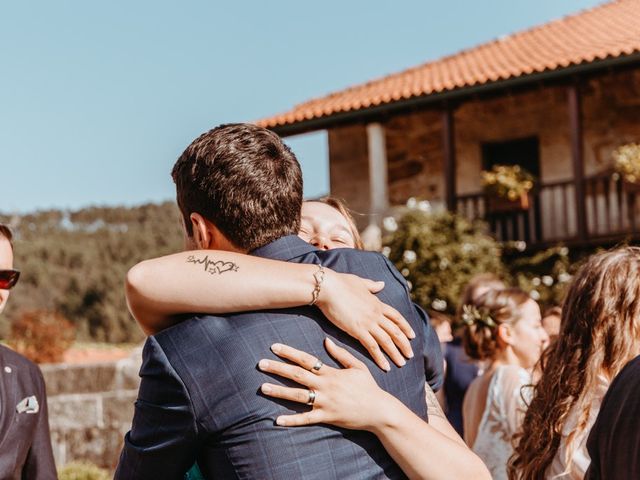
left=569, top=84, right=587, bottom=241
left=442, top=107, right=457, bottom=211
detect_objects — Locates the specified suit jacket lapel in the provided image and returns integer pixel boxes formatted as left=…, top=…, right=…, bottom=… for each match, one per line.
left=0, top=349, right=17, bottom=452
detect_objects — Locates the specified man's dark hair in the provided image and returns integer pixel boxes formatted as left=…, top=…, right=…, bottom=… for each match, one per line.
left=171, top=123, right=303, bottom=251
left=0, top=224, right=13, bottom=249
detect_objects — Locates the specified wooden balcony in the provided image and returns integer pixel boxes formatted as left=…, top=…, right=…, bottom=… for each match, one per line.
left=455, top=173, right=640, bottom=249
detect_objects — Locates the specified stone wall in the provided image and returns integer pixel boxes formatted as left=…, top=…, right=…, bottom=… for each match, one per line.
left=385, top=110, right=444, bottom=205
left=41, top=349, right=142, bottom=470
left=328, top=124, right=371, bottom=228
left=325, top=67, right=640, bottom=220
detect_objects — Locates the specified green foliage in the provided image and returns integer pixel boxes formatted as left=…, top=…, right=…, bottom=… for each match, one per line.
left=384, top=208, right=575, bottom=315
left=506, top=244, right=573, bottom=308
left=58, top=462, right=110, bottom=480
left=482, top=164, right=535, bottom=200
left=0, top=202, right=183, bottom=343
left=384, top=209, right=505, bottom=315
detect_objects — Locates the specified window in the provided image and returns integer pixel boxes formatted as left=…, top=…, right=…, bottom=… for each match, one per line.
left=482, top=136, right=540, bottom=177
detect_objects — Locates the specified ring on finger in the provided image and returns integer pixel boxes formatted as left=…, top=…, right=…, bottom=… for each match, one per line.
left=306, top=389, right=316, bottom=406
left=311, top=359, right=324, bottom=372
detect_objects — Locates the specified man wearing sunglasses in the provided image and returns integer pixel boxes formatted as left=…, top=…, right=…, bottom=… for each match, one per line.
left=0, top=224, right=56, bottom=479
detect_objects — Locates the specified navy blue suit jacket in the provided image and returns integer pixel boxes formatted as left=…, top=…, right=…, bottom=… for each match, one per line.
left=586, top=354, right=640, bottom=480
left=116, top=236, right=443, bottom=480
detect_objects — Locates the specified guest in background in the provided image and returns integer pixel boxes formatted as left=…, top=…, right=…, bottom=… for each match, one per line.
left=444, top=273, right=506, bottom=436
left=510, top=247, right=640, bottom=480
left=430, top=311, right=454, bottom=347
left=461, top=288, right=548, bottom=480
left=0, top=225, right=56, bottom=479
left=541, top=306, right=562, bottom=344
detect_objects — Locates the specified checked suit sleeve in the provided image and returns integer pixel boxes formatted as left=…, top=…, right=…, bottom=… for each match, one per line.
left=380, top=255, right=444, bottom=391
left=413, top=303, right=444, bottom=391
left=115, top=336, right=200, bottom=480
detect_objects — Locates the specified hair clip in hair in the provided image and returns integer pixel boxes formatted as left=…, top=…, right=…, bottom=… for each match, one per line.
left=461, top=304, right=496, bottom=328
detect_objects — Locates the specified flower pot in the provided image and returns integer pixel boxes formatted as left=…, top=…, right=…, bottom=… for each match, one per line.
left=487, top=193, right=530, bottom=213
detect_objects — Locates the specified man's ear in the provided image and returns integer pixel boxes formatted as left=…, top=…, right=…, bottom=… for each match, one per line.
left=189, top=213, right=214, bottom=250
left=189, top=213, right=239, bottom=251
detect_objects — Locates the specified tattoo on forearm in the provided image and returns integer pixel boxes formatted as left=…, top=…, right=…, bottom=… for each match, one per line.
left=186, top=255, right=239, bottom=275
left=425, top=386, right=446, bottom=421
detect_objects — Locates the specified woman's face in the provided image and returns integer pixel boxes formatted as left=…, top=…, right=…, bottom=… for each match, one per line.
left=298, top=201, right=356, bottom=250
left=508, top=299, right=549, bottom=369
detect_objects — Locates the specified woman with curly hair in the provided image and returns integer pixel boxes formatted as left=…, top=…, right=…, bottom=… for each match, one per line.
left=509, top=246, right=640, bottom=479
left=461, top=288, right=548, bottom=480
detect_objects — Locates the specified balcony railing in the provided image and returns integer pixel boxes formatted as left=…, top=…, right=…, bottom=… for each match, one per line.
left=455, top=173, right=640, bottom=247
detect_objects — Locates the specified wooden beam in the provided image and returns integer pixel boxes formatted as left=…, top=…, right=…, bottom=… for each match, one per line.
left=568, top=84, right=587, bottom=241
left=442, top=108, right=457, bottom=211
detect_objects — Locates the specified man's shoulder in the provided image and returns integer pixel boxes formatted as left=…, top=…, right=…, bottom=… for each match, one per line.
left=151, top=314, right=224, bottom=348
left=0, top=344, right=41, bottom=372
left=614, top=355, right=640, bottom=384
left=312, top=248, right=403, bottom=281
left=603, top=354, right=640, bottom=402
left=0, top=344, right=44, bottom=385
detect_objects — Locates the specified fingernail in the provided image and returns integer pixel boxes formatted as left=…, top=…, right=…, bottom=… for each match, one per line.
left=258, top=359, right=270, bottom=369
left=271, top=343, right=282, bottom=353
left=383, top=361, right=391, bottom=371
left=408, top=349, right=414, bottom=358
left=326, top=338, right=335, bottom=346
left=398, top=358, right=406, bottom=367
left=276, top=416, right=287, bottom=426
left=409, top=329, right=416, bottom=339
left=261, top=384, right=272, bottom=394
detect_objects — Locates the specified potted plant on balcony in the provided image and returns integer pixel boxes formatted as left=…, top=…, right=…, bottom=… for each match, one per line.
left=481, top=164, right=535, bottom=213
left=613, top=143, right=640, bottom=194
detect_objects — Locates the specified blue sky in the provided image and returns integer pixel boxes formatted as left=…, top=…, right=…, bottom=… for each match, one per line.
left=1, top=0, right=603, bottom=213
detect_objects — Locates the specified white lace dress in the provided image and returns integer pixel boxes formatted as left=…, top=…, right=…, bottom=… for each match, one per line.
left=470, top=366, right=532, bottom=480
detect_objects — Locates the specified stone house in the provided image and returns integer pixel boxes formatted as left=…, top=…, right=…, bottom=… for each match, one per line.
left=258, top=0, right=640, bottom=249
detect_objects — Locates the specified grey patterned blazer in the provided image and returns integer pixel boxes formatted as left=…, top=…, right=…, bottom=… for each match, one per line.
left=116, top=235, right=443, bottom=480
left=0, top=345, right=56, bottom=480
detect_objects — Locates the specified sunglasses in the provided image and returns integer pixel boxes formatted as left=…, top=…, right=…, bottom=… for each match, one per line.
left=0, top=270, right=20, bottom=290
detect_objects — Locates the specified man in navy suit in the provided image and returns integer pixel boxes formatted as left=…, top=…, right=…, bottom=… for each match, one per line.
left=116, top=123, right=442, bottom=479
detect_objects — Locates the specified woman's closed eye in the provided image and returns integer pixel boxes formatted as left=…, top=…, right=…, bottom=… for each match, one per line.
left=331, top=236, right=349, bottom=245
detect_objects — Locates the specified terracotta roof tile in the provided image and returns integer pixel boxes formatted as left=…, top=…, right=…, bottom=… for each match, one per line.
left=258, top=0, right=640, bottom=130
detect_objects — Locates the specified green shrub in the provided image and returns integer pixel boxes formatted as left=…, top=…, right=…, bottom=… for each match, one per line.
left=383, top=205, right=576, bottom=316
left=383, top=208, right=505, bottom=315
left=58, top=462, right=110, bottom=480
left=506, top=244, right=573, bottom=309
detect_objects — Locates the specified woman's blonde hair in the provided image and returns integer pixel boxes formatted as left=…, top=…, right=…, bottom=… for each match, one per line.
left=509, top=246, right=640, bottom=480
left=461, top=288, right=530, bottom=361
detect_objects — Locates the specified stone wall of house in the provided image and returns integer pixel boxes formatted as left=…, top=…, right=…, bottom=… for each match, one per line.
left=452, top=85, right=572, bottom=193
left=384, top=110, right=445, bottom=205
left=328, top=124, right=371, bottom=228
left=325, top=67, right=640, bottom=234
left=41, top=349, right=142, bottom=471
left=582, top=68, right=640, bottom=175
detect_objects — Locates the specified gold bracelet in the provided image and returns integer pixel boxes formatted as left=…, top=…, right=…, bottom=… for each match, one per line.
left=309, top=264, right=325, bottom=306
